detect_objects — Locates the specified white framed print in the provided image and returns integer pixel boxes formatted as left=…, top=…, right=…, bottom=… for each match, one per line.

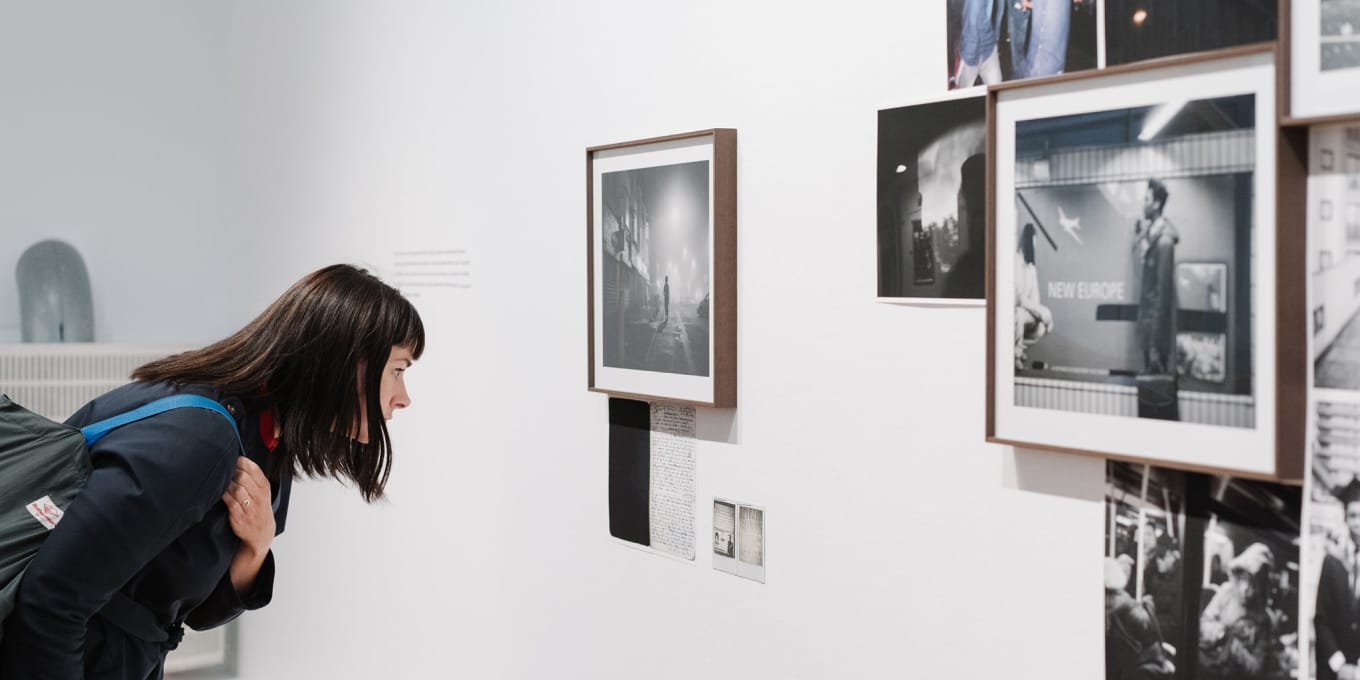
left=986, top=46, right=1305, bottom=479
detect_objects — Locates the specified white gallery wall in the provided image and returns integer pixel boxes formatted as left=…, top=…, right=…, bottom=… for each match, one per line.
left=4, top=2, right=1110, bottom=678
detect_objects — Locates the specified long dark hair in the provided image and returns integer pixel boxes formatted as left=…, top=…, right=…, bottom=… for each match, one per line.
left=132, top=264, right=425, bottom=502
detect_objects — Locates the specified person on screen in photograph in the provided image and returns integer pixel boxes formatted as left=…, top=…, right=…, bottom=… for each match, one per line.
left=955, top=0, right=1004, bottom=88
left=1134, top=178, right=1179, bottom=376
left=1105, top=557, right=1174, bottom=679
left=1015, top=222, right=1053, bottom=370
left=1008, top=0, right=1072, bottom=79
left=1315, top=478, right=1360, bottom=680
left=1198, top=542, right=1275, bottom=680
left=663, top=275, right=670, bottom=324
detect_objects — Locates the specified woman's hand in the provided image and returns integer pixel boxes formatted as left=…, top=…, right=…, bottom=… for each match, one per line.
left=223, top=457, right=275, bottom=594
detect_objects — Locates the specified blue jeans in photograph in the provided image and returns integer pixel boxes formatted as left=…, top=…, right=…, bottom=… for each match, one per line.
left=1009, top=0, right=1070, bottom=79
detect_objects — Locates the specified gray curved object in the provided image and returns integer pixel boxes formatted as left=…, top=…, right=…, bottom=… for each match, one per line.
left=16, top=240, right=94, bottom=342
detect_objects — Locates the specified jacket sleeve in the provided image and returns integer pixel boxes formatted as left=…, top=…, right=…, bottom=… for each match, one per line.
left=1, top=408, right=238, bottom=680
left=184, top=549, right=275, bottom=631
left=1318, top=554, right=1349, bottom=674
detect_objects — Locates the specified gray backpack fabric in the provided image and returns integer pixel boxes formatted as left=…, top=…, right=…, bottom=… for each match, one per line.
left=0, top=395, right=91, bottom=646
left=0, top=393, right=238, bottom=646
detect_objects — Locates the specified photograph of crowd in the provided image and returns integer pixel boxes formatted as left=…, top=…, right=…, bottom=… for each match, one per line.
left=1106, top=461, right=1301, bottom=680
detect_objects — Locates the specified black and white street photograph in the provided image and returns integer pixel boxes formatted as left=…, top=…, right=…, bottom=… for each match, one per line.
left=1306, top=398, right=1360, bottom=680
left=713, top=500, right=736, bottom=558
left=1105, top=461, right=1301, bottom=680
left=713, top=499, right=765, bottom=584
left=1311, top=124, right=1360, bottom=391
left=946, top=0, right=1096, bottom=90
left=600, top=160, right=711, bottom=378
left=877, top=93, right=987, bottom=302
left=1322, top=0, right=1360, bottom=71
left=1010, top=94, right=1257, bottom=428
left=1103, top=0, right=1276, bottom=67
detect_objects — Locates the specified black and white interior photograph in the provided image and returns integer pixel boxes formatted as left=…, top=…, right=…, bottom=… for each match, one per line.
left=1011, top=94, right=1257, bottom=427
left=600, top=160, right=711, bottom=378
left=1311, top=124, right=1360, bottom=391
left=1106, top=461, right=1301, bottom=680
left=877, top=93, right=987, bottom=301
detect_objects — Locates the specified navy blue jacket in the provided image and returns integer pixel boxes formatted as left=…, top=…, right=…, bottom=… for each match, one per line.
left=0, top=381, right=291, bottom=680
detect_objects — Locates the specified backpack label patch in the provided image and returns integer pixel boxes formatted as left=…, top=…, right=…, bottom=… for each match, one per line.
left=26, top=496, right=64, bottom=530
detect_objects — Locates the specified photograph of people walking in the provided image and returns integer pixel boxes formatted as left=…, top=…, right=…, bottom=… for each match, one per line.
left=600, top=160, right=711, bottom=378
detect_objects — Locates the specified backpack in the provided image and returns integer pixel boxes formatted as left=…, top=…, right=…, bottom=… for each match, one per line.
left=0, top=392, right=241, bottom=646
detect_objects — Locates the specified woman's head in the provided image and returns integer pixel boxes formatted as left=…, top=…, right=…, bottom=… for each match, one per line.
left=133, top=264, right=425, bottom=501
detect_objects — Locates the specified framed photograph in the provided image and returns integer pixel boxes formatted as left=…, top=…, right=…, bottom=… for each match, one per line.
left=877, top=90, right=988, bottom=304
left=945, top=0, right=1097, bottom=90
left=587, top=129, right=736, bottom=407
left=1311, top=122, right=1360, bottom=392
left=987, top=46, right=1306, bottom=478
left=1103, top=0, right=1276, bottom=67
left=1287, top=0, right=1360, bottom=121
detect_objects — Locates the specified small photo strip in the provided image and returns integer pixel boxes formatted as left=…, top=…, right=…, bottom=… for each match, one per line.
left=712, top=498, right=765, bottom=583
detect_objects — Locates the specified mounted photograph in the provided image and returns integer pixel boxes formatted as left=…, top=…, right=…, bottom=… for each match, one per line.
left=878, top=91, right=988, bottom=304
left=588, top=129, right=737, bottom=407
left=1310, top=123, right=1360, bottom=391
left=946, top=0, right=1097, bottom=90
left=1104, top=460, right=1301, bottom=680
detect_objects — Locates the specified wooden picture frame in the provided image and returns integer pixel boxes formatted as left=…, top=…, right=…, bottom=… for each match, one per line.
left=1282, top=0, right=1360, bottom=124
left=985, top=45, right=1305, bottom=480
left=587, top=129, right=737, bottom=408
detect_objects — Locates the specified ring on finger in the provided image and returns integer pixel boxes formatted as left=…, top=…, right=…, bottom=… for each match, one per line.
left=242, top=496, right=252, bottom=508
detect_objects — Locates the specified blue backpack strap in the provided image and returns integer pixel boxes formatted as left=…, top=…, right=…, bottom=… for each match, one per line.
left=81, top=394, right=243, bottom=453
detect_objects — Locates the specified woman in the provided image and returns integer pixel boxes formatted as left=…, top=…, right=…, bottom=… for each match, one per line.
left=0, top=264, right=424, bottom=679
left=1015, top=222, right=1053, bottom=370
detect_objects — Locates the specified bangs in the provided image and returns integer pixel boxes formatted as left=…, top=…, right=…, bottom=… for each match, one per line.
left=387, top=293, right=426, bottom=360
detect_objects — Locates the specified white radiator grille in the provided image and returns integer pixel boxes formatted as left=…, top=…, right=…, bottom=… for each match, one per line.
left=1015, top=376, right=1256, bottom=428
left=0, top=343, right=230, bottom=673
left=0, top=345, right=185, bottom=420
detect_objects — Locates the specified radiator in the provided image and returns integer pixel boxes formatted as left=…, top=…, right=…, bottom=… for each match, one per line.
left=1015, top=376, right=1256, bottom=428
left=0, top=343, right=230, bottom=674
